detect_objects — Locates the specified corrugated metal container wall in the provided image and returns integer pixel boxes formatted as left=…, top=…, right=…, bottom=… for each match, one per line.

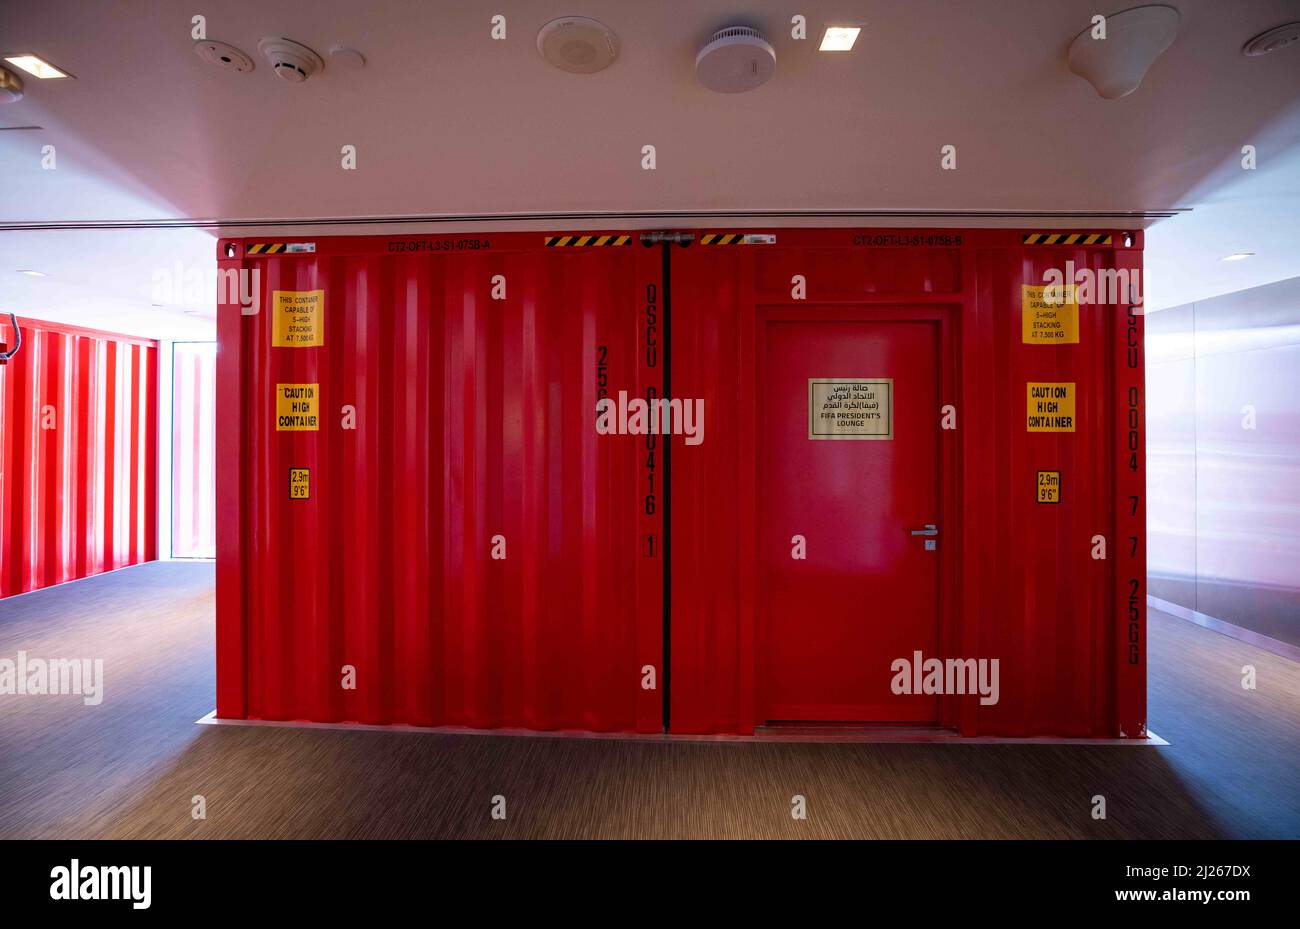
left=0, top=317, right=158, bottom=599
left=218, top=229, right=1144, bottom=738
left=216, top=235, right=663, bottom=730
left=670, top=229, right=1145, bottom=737
left=171, top=342, right=216, bottom=559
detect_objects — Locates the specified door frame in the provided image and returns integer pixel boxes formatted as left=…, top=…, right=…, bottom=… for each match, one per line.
left=749, top=303, right=961, bottom=727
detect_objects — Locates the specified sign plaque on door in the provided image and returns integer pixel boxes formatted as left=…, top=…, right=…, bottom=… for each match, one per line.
left=808, top=378, right=893, bottom=440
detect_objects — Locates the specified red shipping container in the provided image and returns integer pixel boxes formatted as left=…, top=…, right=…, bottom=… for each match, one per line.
left=0, top=317, right=158, bottom=599
left=216, top=229, right=1145, bottom=738
left=215, top=234, right=664, bottom=729
left=671, top=228, right=1145, bottom=738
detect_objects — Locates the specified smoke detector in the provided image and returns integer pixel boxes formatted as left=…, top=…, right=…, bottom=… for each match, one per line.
left=0, top=67, right=22, bottom=103
left=537, top=17, right=620, bottom=73
left=1067, top=5, right=1178, bottom=99
left=194, top=40, right=255, bottom=73
left=329, top=46, right=366, bottom=71
left=696, top=26, right=775, bottom=93
left=258, top=37, right=324, bottom=83
left=1243, top=23, right=1300, bottom=57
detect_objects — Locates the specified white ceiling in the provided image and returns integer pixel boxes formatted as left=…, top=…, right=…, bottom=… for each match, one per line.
left=1, top=0, right=1299, bottom=338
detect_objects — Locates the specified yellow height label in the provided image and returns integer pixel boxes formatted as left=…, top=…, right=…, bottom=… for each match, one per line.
left=1026, top=382, right=1075, bottom=432
left=276, top=383, right=319, bottom=431
left=1036, top=470, right=1061, bottom=504
left=272, top=290, right=324, bottom=347
left=289, top=468, right=310, bottom=500
left=1022, top=285, right=1079, bottom=344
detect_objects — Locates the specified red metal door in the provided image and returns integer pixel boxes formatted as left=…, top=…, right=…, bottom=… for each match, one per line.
left=760, top=313, right=940, bottom=722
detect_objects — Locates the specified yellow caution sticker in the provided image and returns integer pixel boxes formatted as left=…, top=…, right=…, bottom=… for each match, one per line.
left=289, top=468, right=310, bottom=500
left=699, top=233, right=776, bottom=245
left=1026, top=382, right=1075, bottom=432
left=1036, top=470, right=1061, bottom=503
left=276, top=383, right=319, bottom=431
left=272, top=290, right=324, bottom=347
left=543, top=235, right=631, bottom=247
left=1022, top=233, right=1112, bottom=246
left=1022, top=285, right=1079, bottom=344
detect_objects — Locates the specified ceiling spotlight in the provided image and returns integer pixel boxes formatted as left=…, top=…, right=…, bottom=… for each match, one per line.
left=3, top=54, right=71, bottom=79
left=1067, top=5, right=1178, bottom=99
left=820, top=26, right=861, bottom=51
left=1220, top=252, right=1254, bottom=261
left=537, top=17, right=620, bottom=74
left=17, top=269, right=46, bottom=276
left=696, top=26, right=775, bottom=93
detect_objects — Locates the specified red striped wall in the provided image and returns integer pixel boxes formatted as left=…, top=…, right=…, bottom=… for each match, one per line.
left=0, top=317, right=158, bottom=598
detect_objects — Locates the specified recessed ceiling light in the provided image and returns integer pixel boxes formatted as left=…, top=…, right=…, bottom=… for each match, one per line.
left=4, top=54, right=71, bottom=80
left=820, top=26, right=861, bottom=51
left=17, top=269, right=46, bottom=276
left=1220, top=252, right=1254, bottom=261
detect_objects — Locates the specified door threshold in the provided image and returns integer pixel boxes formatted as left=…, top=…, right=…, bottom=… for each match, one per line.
left=756, top=723, right=958, bottom=742
left=754, top=723, right=1168, bottom=745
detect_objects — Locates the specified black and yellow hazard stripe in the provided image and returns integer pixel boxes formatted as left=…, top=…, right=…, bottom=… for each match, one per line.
left=699, top=233, right=747, bottom=246
left=246, top=243, right=287, bottom=255
left=1022, top=233, right=1113, bottom=246
left=543, top=234, right=632, bottom=247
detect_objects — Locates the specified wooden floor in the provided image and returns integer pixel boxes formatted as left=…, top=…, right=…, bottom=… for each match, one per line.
left=1, top=561, right=1297, bottom=839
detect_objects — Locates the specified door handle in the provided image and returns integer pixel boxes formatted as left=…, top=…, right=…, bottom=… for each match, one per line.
left=908, top=524, right=938, bottom=537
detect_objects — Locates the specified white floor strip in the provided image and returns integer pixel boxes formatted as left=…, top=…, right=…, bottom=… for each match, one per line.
left=195, top=711, right=1167, bottom=746
left=1148, top=595, right=1300, bottom=662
